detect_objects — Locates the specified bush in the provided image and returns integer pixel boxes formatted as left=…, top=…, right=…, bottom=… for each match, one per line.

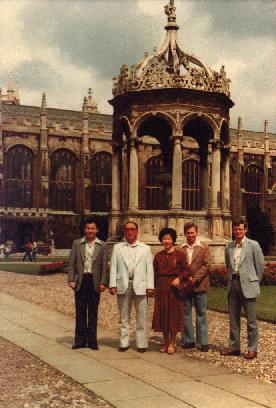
left=209, top=263, right=276, bottom=287
left=246, top=207, right=275, bottom=255
left=39, top=261, right=66, bottom=275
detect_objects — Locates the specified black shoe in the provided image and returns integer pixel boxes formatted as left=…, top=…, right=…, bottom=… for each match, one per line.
left=118, top=346, right=129, bottom=352
left=221, top=348, right=240, bottom=356
left=181, top=342, right=195, bottom=349
left=200, top=345, right=209, bottom=352
left=88, top=344, right=99, bottom=350
left=72, top=344, right=86, bottom=349
left=137, top=347, right=147, bottom=353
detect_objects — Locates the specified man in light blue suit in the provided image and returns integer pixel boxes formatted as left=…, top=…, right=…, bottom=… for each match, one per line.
left=222, top=217, right=264, bottom=359
left=109, top=221, right=154, bottom=352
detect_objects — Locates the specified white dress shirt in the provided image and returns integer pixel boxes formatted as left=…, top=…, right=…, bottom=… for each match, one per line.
left=83, top=237, right=101, bottom=273
left=122, top=241, right=138, bottom=279
left=233, top=237, right=245, bottom=274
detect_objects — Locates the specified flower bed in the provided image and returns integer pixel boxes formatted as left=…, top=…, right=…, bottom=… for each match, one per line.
left=210, top=262, right=276, bottom=287
left=39, top=261, right=66, bottom=275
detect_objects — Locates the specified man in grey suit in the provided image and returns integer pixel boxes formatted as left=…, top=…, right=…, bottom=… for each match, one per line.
left=68, top=218, right=108, bottom=350
left=222, top=217, right=264, bottom=359
left=109, top=221, right=154, bottom=352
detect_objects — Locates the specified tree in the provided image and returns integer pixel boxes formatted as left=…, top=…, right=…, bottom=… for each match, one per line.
left=246, top=207, right=275, bottom=255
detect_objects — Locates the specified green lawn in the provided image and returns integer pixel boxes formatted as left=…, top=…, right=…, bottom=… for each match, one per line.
left=208, top=286, right=276, bottom=323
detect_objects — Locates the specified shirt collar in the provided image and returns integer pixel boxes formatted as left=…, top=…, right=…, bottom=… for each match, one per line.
left=122, top=240, right=139, bottom=247
left=181, top=238, right=202, bottom=249
left=81, top=237, right=101, bottom=245
left=234, top=237, right=245, bottom=247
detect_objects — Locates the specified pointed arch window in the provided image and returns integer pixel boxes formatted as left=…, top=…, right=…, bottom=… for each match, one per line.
left=243, top=164, right=262, bottom=212
left=146, top=155, right=169, bottom=210
left=50, top=149, right=76, bottom=211
left=6, top=145, right=33, bottom=208
left=182, top=159, right=200, bottom=210
left=91, top=152, right=112, bottom=211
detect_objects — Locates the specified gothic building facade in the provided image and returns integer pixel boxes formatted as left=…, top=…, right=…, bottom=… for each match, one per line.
left=0, top=1, right=275, bottom=258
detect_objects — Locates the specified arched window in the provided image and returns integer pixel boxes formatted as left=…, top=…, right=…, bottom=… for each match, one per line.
left=146, top=155, right=169, bottom=210
left=243, top=164, right=262, bottom=212
left=91, top=152, right=112, bottom=211
left=6, top=145, right=33, bottom=208
left=50, top=149, right=76, bottom=211
left=182, top=159, right=200, bottom=210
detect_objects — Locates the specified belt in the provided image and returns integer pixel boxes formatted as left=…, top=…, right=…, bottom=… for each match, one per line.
left=159, top=274, right=178, bottom=278
left=232, top=274, right=240, bottom=280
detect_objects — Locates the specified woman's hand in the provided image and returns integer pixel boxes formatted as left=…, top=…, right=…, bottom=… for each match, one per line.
left=188, top=276, right=196, bottom=285
left=171, top=277, right=180, bottom=287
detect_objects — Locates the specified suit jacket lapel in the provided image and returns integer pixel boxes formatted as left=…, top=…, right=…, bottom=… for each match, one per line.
left=91, top=243, right=101, bottom=265
left=79, top=241, right=86, bottom=264
left=239, top=238, right=248, bottom=266
left=191, top=246, right=201, bottom=265
left=135, top=243, right=144, bottom=267
left=229, top=243, right=235, bottom=268
left=120, top=244, right=131, bottom=269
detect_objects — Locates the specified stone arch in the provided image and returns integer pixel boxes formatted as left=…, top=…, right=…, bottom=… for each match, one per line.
left=6, top=143, right=36, bottom=156
left=181, top=112, right=218, bottom=136
left=132, top=111, right=176, bottom=136
left=49, top=146, right=78, bottom=160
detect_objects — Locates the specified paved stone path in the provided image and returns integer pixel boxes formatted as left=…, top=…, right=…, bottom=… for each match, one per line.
left=0, top=292, right=275, bottom=408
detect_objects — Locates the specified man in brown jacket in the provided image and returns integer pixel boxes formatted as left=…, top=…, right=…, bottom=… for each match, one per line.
left=180, top=222, right=211, bottom=352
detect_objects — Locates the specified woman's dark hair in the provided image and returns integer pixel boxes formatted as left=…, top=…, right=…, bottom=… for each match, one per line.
left=158, top=228, right=177, bottom=244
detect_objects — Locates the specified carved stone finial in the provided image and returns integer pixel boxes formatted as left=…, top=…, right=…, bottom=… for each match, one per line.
left=164, top=0, right=176, bottom=23
left=41, top=92, right=47, bottom=111
left=264, top=120, right=268, bottom=137
left=82, top=96, right=88, bottom=113
left=86, top=88, right=98, bottom=112
left=238, top=116, right=242, bottom=132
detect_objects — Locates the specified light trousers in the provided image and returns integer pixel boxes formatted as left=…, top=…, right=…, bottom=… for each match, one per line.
left=117, top=282, right=148, bottom=348
left=182, top=291, right=208, bottom=346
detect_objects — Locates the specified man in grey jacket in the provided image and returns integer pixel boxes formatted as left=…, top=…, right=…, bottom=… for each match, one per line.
left=68, top=218, right=108, bottom=350
left=222, top=217, right=264, bottom=359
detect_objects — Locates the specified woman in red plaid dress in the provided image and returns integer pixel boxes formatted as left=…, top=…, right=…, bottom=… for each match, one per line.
left=152, top=228, right=195, bottom=354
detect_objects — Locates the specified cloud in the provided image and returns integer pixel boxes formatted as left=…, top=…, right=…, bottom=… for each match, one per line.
left=0, top=0, right=275, bottom=132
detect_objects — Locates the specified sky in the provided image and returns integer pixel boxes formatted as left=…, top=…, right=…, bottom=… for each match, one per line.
left=1, top=0, right=275, bottom=132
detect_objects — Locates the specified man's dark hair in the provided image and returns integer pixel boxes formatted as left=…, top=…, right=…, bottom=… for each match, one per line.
left=184, top=221, right=198, bottom=233
left=83, top=217, right=99, bottom=229
left=158, top=228, right=177, bottom=244
left=232, top=217, right=247, bottom=229
left=123, top=221, right=138, bottom=230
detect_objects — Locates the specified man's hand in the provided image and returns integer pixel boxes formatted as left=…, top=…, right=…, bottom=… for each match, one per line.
left=109, top=287, right=117, bottom=296
left=68, top=281, right=75, bottom=289
left=146, top=289, right=155, bottom=297
left=99, top=284, right=106, bottom=292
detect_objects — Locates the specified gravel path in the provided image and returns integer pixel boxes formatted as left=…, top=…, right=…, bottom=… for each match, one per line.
left=0, top=271, right=275, bottom=384
left=0, top=337, right=113, bottom=408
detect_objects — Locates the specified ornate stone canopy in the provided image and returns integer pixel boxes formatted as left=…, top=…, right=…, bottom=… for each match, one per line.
left=112, top=0, right=230, bottom=98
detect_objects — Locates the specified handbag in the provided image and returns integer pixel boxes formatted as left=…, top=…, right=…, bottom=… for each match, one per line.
left=171, top=278, right=195, bottom=299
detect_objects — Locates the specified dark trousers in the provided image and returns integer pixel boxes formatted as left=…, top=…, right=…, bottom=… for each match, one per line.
left=74, top=274, right=100, bottom=347
left=23, top=250, right=32, bottom=262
